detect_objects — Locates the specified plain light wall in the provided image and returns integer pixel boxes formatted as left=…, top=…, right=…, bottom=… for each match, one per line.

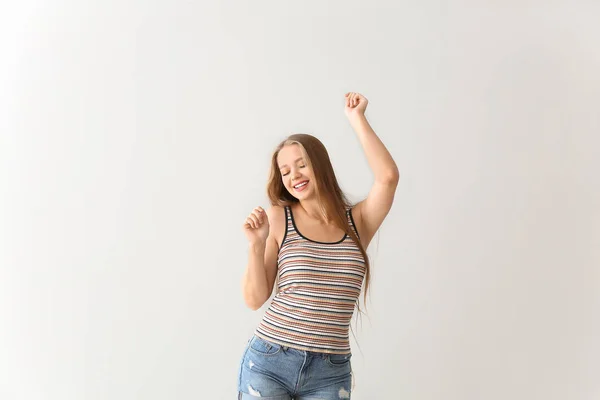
left=1, top=1, right=599, bottom=399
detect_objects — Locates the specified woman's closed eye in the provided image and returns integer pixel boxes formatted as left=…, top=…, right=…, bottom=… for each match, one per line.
left=282, top=165, right=305, bottom=176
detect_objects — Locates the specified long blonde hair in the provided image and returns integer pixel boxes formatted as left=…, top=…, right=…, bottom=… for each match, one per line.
left=266, top=133, right=371, bottom=313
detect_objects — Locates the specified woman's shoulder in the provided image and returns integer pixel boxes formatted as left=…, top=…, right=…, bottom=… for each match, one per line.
left=265, top=204, right=286, bottom=221
left=265, top=205, right=287, bottom=247
left=345, top=203, right=365, bottom=241
left=345, top=203, right=358, bottom=216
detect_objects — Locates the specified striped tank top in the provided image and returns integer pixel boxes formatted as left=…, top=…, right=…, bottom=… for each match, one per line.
left=254, top=205, right=366, bottom=355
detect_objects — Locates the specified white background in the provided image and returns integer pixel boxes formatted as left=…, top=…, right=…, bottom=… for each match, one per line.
left=1, top=1, right=598, bottom=399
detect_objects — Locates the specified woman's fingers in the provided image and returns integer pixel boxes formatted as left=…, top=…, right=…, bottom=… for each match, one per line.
left=253, top=207, right=265, bottom=222
left=244, top=215, right=256, bottom=229
left=345, top=92, right=359, bottom=107
left=244, top=207, right=266, bottom=229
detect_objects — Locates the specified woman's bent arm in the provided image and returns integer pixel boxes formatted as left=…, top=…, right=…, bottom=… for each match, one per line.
left=241, top=207, right=280, bottom=310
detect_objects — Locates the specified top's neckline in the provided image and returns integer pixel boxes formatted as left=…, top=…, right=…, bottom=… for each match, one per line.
left=288, top=205, right=347, bottom=244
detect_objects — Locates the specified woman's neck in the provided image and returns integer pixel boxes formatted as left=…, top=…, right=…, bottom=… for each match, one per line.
left=297, top=200, right=331, bottom=225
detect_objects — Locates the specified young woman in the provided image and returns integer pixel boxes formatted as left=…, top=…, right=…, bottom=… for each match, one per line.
left=237, top=92, right=399, bottom=399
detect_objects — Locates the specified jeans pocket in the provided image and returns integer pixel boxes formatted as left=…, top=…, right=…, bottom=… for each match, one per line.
left=248, top=335, right=282, bottom=356
left=326, top=353, right=351, bottom=367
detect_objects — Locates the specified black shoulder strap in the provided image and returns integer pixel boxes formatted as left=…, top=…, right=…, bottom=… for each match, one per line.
left=347, top=207, right=360, bottom=239
left=280, top=205, right=291, bottom=247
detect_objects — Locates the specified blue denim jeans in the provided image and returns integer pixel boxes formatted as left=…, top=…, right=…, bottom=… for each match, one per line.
left=237, top=335, right=353, bottom=399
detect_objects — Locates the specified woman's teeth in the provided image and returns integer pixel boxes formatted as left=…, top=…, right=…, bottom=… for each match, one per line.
left=294, top=181, right=308, bottom=190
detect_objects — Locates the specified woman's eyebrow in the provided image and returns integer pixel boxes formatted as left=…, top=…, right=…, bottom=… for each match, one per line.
left=279, top=157, right=304, bottom=169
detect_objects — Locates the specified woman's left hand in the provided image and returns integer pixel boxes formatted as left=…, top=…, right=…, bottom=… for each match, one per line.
left=344, top=92, right=368, bottom=118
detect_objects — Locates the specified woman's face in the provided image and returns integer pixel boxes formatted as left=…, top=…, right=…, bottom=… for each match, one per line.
left=277, top=144, right=315, bottom=200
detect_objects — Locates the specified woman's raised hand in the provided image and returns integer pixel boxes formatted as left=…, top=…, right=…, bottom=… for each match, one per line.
left=242, top=206, right=270, bottom=244
left=344, top=92, right=368, bottom=118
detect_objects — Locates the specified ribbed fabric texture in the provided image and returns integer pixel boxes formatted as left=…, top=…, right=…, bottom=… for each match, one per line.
left=254, top=205, right=366, bottom=354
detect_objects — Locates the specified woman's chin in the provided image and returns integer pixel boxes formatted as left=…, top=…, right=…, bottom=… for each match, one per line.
left=290, top=188, right=312, bottom=200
